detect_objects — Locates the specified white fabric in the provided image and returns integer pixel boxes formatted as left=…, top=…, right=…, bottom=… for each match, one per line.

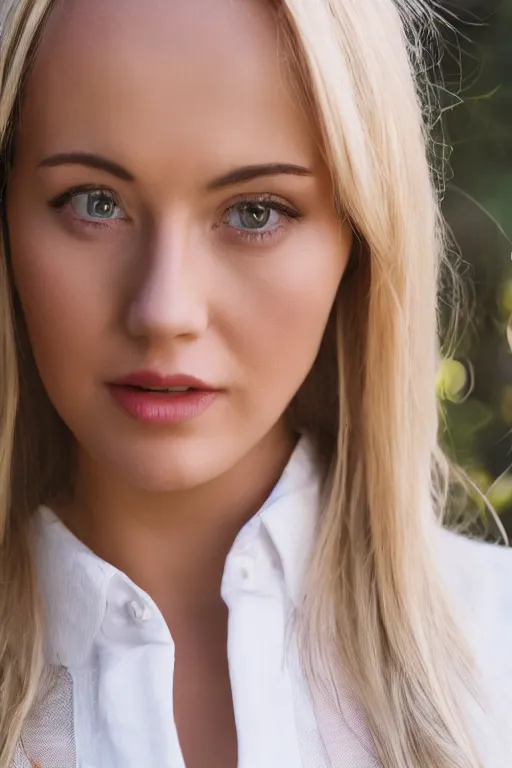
left=435, top=528, right=512, bottom=767
left=22, top=436, right=512, bottom=768
left=28, top=437, right=334, bottom=768
left=20, top=666, right=76, bottom=767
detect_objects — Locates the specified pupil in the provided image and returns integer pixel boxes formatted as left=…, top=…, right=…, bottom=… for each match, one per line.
left=241, top=204, right=270, bottom=229
left=89, top=194, right=114, bottom=218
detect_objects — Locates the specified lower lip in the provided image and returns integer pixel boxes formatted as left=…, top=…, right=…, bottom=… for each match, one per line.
left=108, top=385, right=218, bottom=424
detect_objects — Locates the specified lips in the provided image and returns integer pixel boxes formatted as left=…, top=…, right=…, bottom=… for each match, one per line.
left=110, top=371, right=215, bottom=392
left=107, top=371, right=219, bottom=424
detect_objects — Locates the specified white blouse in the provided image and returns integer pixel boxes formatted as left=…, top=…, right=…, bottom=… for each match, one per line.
left=18, top=438, right=336, bottom=768
left=12, top=437, right=512, bottom=767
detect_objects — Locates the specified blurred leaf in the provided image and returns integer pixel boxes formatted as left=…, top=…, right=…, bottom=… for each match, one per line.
left=487, top=475, right=512, bottom=512
left=436, top=359, right=469, bottom=402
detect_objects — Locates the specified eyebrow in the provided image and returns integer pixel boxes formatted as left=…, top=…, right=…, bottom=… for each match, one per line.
left=38, top=153, right=135, bottom=181
left=206, top=163, right=312, bottom=190
left=37, top=154, right=312, bottom=188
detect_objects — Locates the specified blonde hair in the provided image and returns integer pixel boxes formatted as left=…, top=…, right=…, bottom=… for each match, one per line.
left=0, top=1, right=486, bottom=766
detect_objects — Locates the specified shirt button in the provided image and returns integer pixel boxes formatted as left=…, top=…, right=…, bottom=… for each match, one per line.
left=233, top=555, right=254, bottom=583
left=128, top=600, right=151, bottom=621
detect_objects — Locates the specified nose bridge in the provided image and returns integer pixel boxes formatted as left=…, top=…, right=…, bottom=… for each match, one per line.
left=127, top=218, right=207, bottom=339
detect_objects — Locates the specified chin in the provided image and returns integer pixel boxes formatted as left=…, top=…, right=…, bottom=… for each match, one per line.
left=101, top=435, right=238, bottom=493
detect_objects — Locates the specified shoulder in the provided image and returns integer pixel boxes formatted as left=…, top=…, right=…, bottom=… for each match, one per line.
left=435, top=526, right=512, bottom=732
left=436, top=526, right=512, bottom=646
left=436, top=526, right=512, bottom=625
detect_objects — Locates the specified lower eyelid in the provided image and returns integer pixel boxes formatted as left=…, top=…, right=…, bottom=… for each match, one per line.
left=54, top=205, right=129, bottom=232
left=222, top=217, right=298, bottom=245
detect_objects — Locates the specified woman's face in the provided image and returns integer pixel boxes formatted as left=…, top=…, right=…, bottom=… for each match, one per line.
left=7, top=0, right=351, bottom=491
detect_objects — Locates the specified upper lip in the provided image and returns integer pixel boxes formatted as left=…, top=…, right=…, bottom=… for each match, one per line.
left=109, top=371, right=217, bottom=390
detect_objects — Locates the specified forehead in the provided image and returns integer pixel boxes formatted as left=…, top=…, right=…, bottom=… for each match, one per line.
left=19, top=0, right=318, bottom=176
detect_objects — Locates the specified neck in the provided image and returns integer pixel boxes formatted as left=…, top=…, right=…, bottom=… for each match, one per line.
left=58, top=426, right=297, bottom=616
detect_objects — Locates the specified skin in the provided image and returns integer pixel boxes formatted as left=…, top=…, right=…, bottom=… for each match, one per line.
left=7, top=0, right=352, bottom=764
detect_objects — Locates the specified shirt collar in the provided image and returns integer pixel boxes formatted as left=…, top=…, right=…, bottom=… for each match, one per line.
left=259, top=436, right=322, bottom=606
left=32, top=435, right=322, bottom=667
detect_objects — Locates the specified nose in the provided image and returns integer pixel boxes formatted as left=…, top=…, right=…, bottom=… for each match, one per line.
left=126, top=222, right=208, bottom=343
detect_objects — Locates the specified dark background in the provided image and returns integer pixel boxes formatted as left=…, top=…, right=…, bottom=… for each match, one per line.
left=435, top=0, right=512, bottom=536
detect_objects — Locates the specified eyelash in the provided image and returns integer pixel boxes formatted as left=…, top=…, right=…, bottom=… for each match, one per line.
left=48, top=186, right=303, bottom=243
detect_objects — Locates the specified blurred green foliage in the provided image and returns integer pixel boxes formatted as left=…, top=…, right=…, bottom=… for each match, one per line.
left=436, top=0, right=512, bottom=537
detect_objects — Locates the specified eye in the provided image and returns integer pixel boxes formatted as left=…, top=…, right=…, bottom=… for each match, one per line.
left=224, top=202, right=284, bottom=234
left=70, top=190, right=127, bottom=221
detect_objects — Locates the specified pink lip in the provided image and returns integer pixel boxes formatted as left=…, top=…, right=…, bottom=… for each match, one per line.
left=107, top=371, right=219, bottom=425
left=111, top=371, right=215, bottom=390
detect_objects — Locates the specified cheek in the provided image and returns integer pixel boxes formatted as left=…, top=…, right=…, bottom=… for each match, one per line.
left=227, top=228, right=348, bottom=400
left=7, top=213, right=110, bottom=394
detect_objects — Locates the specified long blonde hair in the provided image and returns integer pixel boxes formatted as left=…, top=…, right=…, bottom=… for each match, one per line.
left=0, top=1, right=486, bottom=766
